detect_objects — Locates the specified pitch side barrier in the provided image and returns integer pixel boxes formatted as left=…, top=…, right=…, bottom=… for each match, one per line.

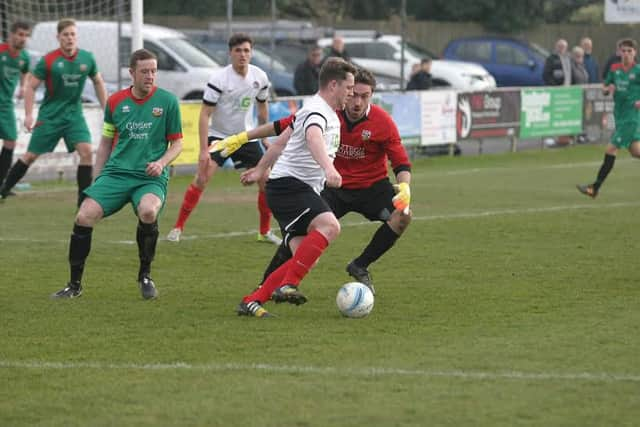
left=11, top=84, right=612, bottom=181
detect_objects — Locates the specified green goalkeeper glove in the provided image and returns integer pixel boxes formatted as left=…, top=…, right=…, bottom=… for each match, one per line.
left=392, top=182, right=411, bottom=213
left=209, top=131, right=249, bottom=157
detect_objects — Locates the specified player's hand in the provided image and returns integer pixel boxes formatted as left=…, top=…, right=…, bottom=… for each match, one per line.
left=24, top=115, right=34, bottom=132
left=635, top=101, right=640, bottom=109
left=392, top=182, right=411, bottom=213
left=240, top=167, right=263, bottom=186
left=325, top=167, right=342, bottom=188
left=209, top=131, right=249, bottom=157
left=146, top=161, right=164, bottom=177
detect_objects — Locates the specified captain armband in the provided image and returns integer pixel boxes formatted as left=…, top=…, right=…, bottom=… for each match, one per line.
left=102, top=122, right=116, bottom=138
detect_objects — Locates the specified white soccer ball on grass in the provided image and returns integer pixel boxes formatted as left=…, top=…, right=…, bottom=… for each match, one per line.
left=336, top=282, right=374, bottom=318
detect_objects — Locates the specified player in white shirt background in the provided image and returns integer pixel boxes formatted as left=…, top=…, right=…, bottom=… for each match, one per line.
left=167, top=33, right=279, bottom=244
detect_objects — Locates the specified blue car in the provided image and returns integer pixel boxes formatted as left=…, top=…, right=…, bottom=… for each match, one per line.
left=443, top=36, right=549, bottom=87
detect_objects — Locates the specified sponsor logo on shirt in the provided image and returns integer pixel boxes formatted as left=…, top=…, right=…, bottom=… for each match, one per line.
left=240, top=97, right=251, bottom=109
left=152, top=107, right=163, bottom=117
left=62, top=73, right=83, bottom=87
left=125, top=121, right=153, bottom=140
left=337, top=144, right=365, bottom=160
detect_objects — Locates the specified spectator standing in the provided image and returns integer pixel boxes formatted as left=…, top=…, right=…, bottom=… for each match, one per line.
left=571, top=46, right=589, bottom=85
left=406, top=58, right=433, bottom=91
left=543, top=39, right=571, bottom=86
left=324, top=36, right=350, bottom=63
left=581, top=37, right=600, bottom=83
left=294, top=46, right=322, bottom=95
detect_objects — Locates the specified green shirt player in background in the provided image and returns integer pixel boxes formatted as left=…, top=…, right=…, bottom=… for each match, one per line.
left=577, top=38, right=640, bottom=198
left=0, top=18, right=107, bottom=206
left=0, top=21, right=31, bottom=190
left=52, top=48, right=183, bottom=300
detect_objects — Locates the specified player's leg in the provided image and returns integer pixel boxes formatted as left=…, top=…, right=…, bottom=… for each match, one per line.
left=577, top=142, right=617, bottom=198
left=346, top=179, right=409, bottom=294
left=2, top=120, right=61, bottom=198
left=52, top=198, right=104, bottom=298
left=0, top=110, right=19, bottom=188
left=168, top=144, right=219, bottom=241
left=628, top=140, right=640, bottom=158
left=133, top=184, right=165, bottom=300
left=74, top=142, right=93, bottom=208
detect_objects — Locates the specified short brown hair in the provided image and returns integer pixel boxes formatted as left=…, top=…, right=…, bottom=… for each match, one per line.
left=354, top=67, right=376, bottom=91
left=319, top=57, right=356, bottom=88
left=10, top=21, right=31, bottom=33
left=228, top=33, right=253, bottom=50
left=130, top=49, right=157, bottom=69
left=619, top=38, right=637, bottom=50
left=57, top=18, right=76, bottom=34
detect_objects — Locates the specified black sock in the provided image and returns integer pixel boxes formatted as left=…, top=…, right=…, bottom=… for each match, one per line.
left=593, top=153, right=616, bottom=191
left=137, top=220, right=158, bottom=280
left=262, top=241, right=292, bottom=284
left=0, top=147, right=14, bottom=187
left=353, top=222, right=400, bottom=268
left=69, top=224, right=93, bottom=284
left=0, top=159, right=29, bottom=196
left=77, top=165, right=93, bottom=207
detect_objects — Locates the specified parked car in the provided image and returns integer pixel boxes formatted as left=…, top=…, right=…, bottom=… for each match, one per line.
left=28, top=21, right=220, bottom=100
left=443, top=36, right=549, bottom=87
left=188, top=35, right=296, bottom=97
left=317, top=34, right=496, bottom=91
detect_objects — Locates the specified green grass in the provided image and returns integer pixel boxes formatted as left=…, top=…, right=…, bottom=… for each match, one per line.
left=2, top=144, right=640, bottom=426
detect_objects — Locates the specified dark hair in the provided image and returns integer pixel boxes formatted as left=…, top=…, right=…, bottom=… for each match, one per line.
left=354, top=67, right=376, bottom=91
left=130, top=48, right=157, bottom=69
left=619, top=38, right=637, bottom=50
left=10, top=21, right=31, bottom=33
left=421, top=57, right=432, bottom=65
left=228, top=33, right=253, bottom=50
left=57, top=18, right=76, bottom=34
left=319, top=57, right=357, bottom=88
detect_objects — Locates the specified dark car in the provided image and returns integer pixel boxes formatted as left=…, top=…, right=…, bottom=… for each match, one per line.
left=443, top=36, right=549, bottom=87
left=188, top=35, right=296, bottom=97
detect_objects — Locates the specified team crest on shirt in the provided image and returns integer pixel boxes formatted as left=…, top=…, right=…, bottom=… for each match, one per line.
left=361, top=129, right=371, bottom=141
left=80, top=64, right=87, bottom=72
left=152, top=107, right=163, bottom=117
left=122, top=105, right=130, bottom=113
left=253, top=81, right=259, bottom=89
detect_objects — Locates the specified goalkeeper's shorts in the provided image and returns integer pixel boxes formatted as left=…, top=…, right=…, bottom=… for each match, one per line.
left=208, top=136, right=263, bottom=169
left=27, top=115, right=91, bottom=154
left=321, top=177, right=396, bottom=222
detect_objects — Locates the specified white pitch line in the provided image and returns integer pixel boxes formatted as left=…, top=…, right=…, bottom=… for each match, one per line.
left=1, top=201, right=640, bottom=245
left=1, top=360, right=638, bottom=383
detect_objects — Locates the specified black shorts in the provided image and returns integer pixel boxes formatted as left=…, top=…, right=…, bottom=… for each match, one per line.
left=209, top=137, right=263, bottom=169
left=321, top=178, right=396, bottom=222
left=266, top=177, right=332, bottom=239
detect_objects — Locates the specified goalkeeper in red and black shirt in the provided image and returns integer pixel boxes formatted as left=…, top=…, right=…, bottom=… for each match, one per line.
left=213, top=67, right=412, bottom=295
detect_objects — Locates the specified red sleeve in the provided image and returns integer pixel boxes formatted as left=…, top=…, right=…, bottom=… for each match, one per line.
left=273, top=114, right=295, bottom=135
left=382, top=111, right=411, bottom=173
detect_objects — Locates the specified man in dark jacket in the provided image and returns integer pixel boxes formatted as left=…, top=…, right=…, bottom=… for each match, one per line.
left=580, top=37, right=600, bottom=83
left=294, top=46, right=322, bottom=95
left=543, top=39, right=571, bottom=86
left=406, top=58, right=432, bottom=90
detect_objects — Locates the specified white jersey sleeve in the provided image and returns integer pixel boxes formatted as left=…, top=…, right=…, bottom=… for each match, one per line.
left=269, top=94, right=340, bottom=194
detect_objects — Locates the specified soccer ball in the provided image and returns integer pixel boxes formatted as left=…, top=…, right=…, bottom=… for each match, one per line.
left=336, top=282, right=374, bottom=318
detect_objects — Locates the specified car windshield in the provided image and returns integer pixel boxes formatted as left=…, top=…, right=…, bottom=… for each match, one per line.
left=251, top=47, right=287, bottom=72
left=529, top=42, right=550, bottom=62
left=160, top=37, right=219, bottom=67
left=405, top=41, right=437, bottom=59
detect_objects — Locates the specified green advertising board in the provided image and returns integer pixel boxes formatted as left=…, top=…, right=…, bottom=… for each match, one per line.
left=520, top=87, right=583, bottom=138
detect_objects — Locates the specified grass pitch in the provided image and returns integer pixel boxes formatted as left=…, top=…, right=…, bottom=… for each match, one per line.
left=1, top=144, right=640, bottom=426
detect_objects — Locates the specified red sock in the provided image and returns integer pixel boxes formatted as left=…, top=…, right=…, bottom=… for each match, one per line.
left=257, top=190, right=271, bottom=235
left=174, top=184, right=203, bottom=230
left=282, top=230, right=329, bottom=286
left=243, top=259, right=292, bottom=304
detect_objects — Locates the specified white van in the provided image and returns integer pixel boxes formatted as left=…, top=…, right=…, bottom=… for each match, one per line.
left=28, top=21, right=220, bottom=100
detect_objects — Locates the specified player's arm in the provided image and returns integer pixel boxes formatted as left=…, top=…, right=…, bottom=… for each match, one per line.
left=256, top=99, right=269, bottom=147
left=23, top=73, right=42, bottom=131
left=93, top=134, right=114, bottom=178
left=17, top=71, right=28, bottom=99
left=91, top=72, right=108, bottom=110
left=240, top=126, right=292, bottom=186
left=306, top=125, right=341, bottom=188
left=147, top=138, right=183, bottom=177
left=210, top=114, right=295, bottom=156
left=199, top=103, right=215, bottom=164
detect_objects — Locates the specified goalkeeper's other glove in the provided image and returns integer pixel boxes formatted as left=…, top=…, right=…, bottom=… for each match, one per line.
left=392, top=182, right=411, bottom=213
left=209, top=131, right=249, bottom=157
